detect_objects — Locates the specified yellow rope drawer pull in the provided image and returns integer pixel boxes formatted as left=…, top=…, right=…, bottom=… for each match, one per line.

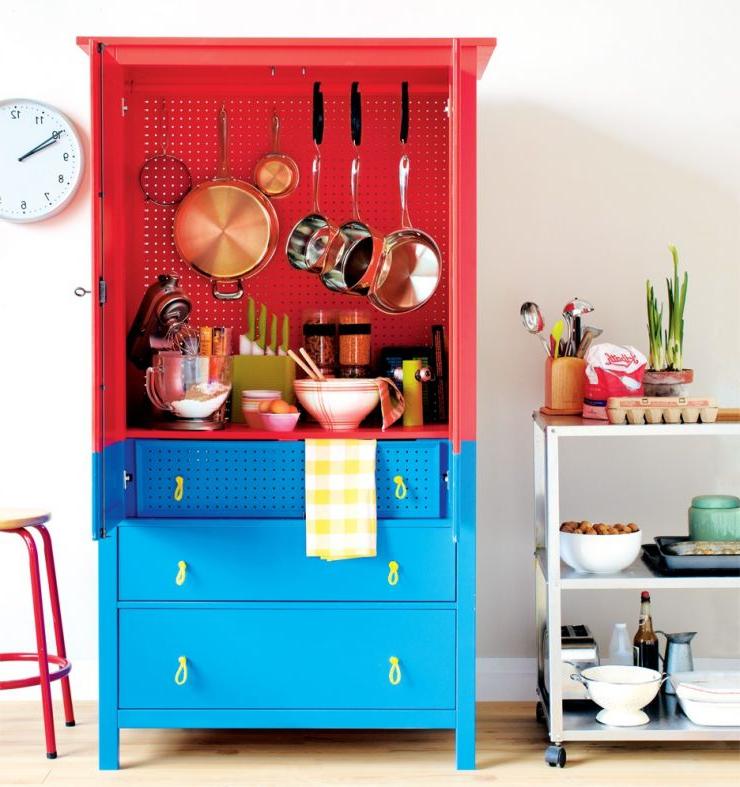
left=388, top=656, right=402, bottom=686
left=174, top=656, right=188, bottom=686
left=387, top=561, right=399, bottom=586
left=393, top=475, right=407, bottom=500
left=175, top=560, right=187, bottom=586
left=174, top=475, right=184, bottom=502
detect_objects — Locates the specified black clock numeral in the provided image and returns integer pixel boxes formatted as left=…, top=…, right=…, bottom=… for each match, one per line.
left=44, top=192, right=51, bottom=202
left=35, top=115, right=44, bottom=125
left=58, top=174, right=64, bottom=183
left=20, top=200, right=27, bottom=210
left=63, top=152, right=69, bottom=161
left=10, top=109, right=20, bottom=119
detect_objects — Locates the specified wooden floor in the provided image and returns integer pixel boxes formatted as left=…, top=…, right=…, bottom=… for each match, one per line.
left=0, top=702, right=737, bottom=786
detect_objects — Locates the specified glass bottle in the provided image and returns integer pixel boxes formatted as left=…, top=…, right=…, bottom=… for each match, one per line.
left=633, top=591, right=660, bottom=670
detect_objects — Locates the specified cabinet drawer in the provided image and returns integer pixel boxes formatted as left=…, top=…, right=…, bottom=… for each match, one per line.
left=119, top=608, right=455, bottom=710
left=119, top=524, right=454, bottom=602
left=133, top=440, right=446, bottom=519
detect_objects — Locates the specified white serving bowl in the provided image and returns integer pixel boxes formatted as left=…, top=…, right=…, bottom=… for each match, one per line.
left=560, top=530, right=641, bottom=574
left=294, top=379, right=380, bottom=431
left=574, top=665, right=663, bottom=726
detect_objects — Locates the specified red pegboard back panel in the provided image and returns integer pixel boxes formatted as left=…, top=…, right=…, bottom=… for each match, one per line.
left=128, top=88, right=449, bottom=359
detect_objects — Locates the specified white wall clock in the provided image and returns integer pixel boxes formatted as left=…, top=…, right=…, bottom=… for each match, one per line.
left=0, top=98, right=84, bottom=222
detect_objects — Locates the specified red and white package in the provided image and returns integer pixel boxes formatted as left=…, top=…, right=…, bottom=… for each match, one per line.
left=584, top=344, right=647, bottom=413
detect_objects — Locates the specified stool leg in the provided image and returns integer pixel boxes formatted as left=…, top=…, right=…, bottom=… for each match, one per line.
left=33, top=525, right=75, bottom=726
left=18, top=529, right=57, bottom=759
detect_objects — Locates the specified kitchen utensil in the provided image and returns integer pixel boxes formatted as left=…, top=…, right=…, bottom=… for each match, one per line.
left=321, top=83, right=384, bottom=295
left=294, top=378, right=380, bottom=431
left=560, top=528, right=641, bottom=574
left=368, top=83, right=441, bottom=314
left=254, top=111, right=299, bottom=199
left=299, top=347, right=326, bottom=381
left=576, top=325, right=603, bottom=358
left=689, top=495, right=740, bottom=541
left=520, top=302, right=551, bottom=356
left=240, top=388, right=282, bottom=427
left=656, top=630, right=695, bottom=693
left=286, top=83, right=336, bottom=273
left=563, top=298, right=594, bottom=356
left=543, top=356, right=586, bottom=414
left=551, top=320, right=564, bottom=359
left=543, top=624, right=599, bottom=701
left=280, top=314, right=290, bottom=356
left=167, top=322, right=200, bottom=355
left=145, top=353, right=232, bottom=430
left=173, top=107, right=279, bottom=300
left=258, top=411, right=301, bottom=432
left=268, top=314, right=278, bottom=355
left=571, top=665, right=664, bottom=726
left=655, top=536, right=740, bottom=571
left=641, top=543, right=740, bottom=577
left=138, top=99, right=192, bottom=207
left=287, top=349, right=320, bottom=381
left=402, top=359, right=424, bottom=427
left=257, top=303, right=268, bottom=354
left=126, top=274, right=192, bottom=370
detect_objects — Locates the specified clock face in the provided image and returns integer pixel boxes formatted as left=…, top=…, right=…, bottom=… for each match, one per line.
left=0, top=98, right=84, bottom=222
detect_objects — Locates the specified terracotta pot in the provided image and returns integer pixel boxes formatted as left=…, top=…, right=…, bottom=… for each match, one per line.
left=643, top=369, right=694, bottom=397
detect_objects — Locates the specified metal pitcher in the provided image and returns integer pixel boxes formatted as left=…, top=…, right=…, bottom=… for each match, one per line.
left=657, top=631, right=696, bottom=694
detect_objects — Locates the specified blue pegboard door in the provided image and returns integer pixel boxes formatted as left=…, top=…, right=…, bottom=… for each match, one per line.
left=134, top=440, right=447, bottom=518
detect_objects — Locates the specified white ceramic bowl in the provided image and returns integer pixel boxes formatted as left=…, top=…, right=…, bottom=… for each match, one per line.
left=574, top=665, right=663, bottom=726
left=294, top=379, right=380, bottom=431
left=560, top=530, right=641, bottom=574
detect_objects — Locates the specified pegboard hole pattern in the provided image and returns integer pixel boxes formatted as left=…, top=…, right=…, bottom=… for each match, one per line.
left=134, top=440, right=444, bottom=519
left=130, top=91, right=449, bottom=359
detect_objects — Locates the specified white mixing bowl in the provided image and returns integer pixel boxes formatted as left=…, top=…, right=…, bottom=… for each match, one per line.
left=573, top=665, right=663, bottom=726
left=560, top=529, right=641, bottom=574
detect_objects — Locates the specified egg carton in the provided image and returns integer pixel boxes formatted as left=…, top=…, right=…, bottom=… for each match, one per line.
left=607, top=396, right=718, bottom=425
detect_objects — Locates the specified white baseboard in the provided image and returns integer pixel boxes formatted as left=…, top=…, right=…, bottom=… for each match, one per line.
left=2, top=657, right=737, bottom=702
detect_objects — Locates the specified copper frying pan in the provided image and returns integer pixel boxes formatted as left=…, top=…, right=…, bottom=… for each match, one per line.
left=173, top=107, right=279, bottom=300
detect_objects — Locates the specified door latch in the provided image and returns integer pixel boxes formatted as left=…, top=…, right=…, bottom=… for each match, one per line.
left=123, top=470, right=133, bottom=490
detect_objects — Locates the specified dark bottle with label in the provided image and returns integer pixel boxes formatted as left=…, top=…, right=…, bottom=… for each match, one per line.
left=633, top=590, right=660, bottom=671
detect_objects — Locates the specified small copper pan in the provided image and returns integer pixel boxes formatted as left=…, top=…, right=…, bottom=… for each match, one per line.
left=173, top=107, right=279, bottom=300
left=254, top=113, right=300, bottom=199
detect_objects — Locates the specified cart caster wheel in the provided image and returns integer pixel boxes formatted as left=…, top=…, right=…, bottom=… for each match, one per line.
left=535, top=702, right=546, bottom=725
left=545, top=745, right=566, bottom=768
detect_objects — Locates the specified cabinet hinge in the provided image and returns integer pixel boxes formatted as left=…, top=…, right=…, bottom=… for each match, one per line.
left=98, top=278, right=107, bottom=305
left=121, top=97, right=128, bottom=117
left=123, top=470, right=133, bottom=490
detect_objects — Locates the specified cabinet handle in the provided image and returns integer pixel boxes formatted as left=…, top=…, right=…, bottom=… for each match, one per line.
left=388, top=656, right=402, bottom=685
left=174, top=475, right=184, bottom=502
left=174, top=656, right=188, bottom=686
left=387, top=560, right=399, bottom=586
left=393, top=475, right=407, bottom=500
left=175, top=560, right=187, bottom=586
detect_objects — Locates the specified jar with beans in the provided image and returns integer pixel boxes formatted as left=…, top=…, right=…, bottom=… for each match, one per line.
left=303, top=310, right=337, bottom=377
left=338, top=309, right=372, bottom=378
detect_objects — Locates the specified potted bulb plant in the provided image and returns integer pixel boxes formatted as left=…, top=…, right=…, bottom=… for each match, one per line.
left=643, top=245, right=693, bottom=396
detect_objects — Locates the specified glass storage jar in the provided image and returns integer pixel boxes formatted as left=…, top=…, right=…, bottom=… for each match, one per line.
left=338, top=309, right=372, bottom=378
left=302, top=309, right=337, bottom=377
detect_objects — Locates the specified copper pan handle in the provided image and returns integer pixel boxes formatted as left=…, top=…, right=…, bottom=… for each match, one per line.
left=216, top=106, right=229, bottom=179
left=350, top=154, right=362, bottom=223
left=399, top=154, right=412, bottom=229
left=271, top=112, right=281, bottom=152
left=211, top=278, right=244, bottom=301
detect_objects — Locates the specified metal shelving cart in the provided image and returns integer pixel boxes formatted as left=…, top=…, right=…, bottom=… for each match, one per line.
left=533, top=412, right=740, bottom=767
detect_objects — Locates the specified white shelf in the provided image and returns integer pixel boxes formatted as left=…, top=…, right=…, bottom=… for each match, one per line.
left=535, top=549, right=740, bottom=590
left=533, top=411, right=740, bottom=438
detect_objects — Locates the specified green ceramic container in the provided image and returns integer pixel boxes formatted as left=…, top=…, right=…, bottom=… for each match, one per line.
left=688, top=495, right=740, bottom=541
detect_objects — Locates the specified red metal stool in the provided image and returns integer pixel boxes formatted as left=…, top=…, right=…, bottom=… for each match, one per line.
left=0, top=509, right=74, bottom=759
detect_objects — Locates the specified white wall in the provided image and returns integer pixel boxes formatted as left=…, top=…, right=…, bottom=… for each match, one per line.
left=1, top=0, right=738, bottom=701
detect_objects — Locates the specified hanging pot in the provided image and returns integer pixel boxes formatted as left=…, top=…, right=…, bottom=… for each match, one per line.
left=173, top=107, right=279, bottom=300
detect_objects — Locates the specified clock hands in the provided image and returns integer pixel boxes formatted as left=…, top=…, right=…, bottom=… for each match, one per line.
left=17, top=130, right=64, bottom=162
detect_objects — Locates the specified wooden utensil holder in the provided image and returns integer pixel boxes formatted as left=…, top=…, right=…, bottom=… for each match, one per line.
left=542, top=357, right=586, bottom=415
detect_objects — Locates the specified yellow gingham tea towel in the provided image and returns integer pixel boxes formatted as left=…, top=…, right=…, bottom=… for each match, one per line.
left=305, top=439, right=377, bottom=561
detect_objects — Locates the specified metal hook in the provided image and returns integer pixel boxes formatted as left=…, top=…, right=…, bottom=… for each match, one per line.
left=74, top=287, right=91, bottom=297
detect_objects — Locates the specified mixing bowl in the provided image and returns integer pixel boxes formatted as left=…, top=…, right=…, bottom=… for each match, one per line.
left=560, top=529, right=641, bottom=574
left=294, top=379, right=379, bottom=430
left=572, top=665, right=664, bottom=726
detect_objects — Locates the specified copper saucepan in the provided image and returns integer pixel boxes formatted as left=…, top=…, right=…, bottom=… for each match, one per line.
left=173, top=107, right=279, bottom=300
left=320, top=83, right=384, bottom=296
left=254, top=112, right=300, bottom=199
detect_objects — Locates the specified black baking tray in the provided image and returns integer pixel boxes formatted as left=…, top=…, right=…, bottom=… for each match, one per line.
left=642, top=543, right=740, bottom=577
